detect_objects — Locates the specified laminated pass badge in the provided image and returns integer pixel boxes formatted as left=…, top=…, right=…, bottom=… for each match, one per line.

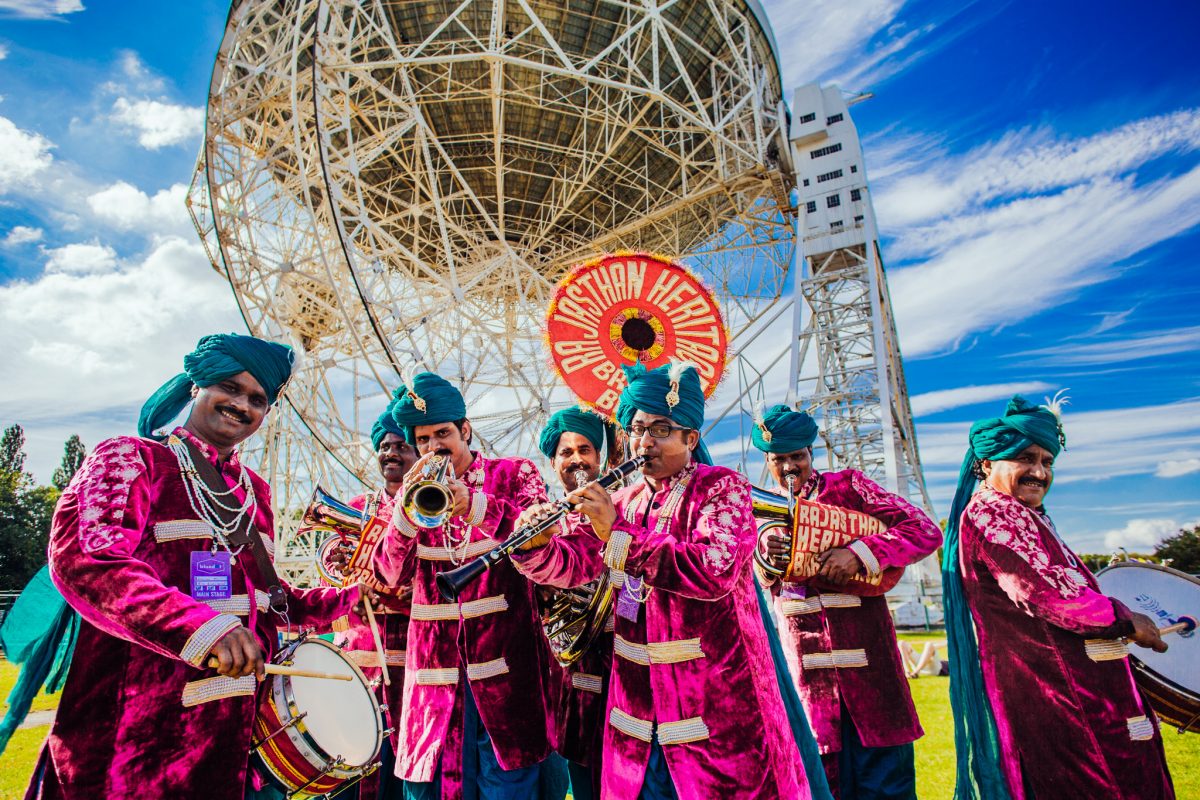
left=190, top=551, right=234, bottom=600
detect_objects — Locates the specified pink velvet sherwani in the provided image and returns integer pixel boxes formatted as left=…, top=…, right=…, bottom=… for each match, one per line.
left=513, top=461, right=811, bottom=800
left=766, top=469, right=942, bottom=757
left=335, top=490, right=410, bottom=753
left=30, top=428, right=356, bottom=800
left=372, top=453, right=556, bottom=793
left=959, top=487, right=1175, bottom=800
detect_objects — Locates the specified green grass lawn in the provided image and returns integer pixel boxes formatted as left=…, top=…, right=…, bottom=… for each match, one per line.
left=2, top=650, right=1197, bottom=800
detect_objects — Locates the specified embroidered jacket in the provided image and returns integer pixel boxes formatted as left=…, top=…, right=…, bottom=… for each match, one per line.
left=959, top=487, right=1175, bottom=800
left=30, top=428, right=355, bottom=800
left=372, top=453, right=556, bottom=795
left=764, top=469, right=942, bottom=754
left=513, top=461, right=812, bottom=800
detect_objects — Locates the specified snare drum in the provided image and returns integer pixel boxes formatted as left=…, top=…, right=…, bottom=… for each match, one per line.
left=1096, top=561, right=1200, bottom=733
left=253, top=637, right=385, bottom=797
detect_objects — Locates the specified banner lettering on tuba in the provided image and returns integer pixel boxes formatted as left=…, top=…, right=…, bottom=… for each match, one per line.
left=547, top=253, right=728, bottom=418
left=787, top=498, right=888, bottom=585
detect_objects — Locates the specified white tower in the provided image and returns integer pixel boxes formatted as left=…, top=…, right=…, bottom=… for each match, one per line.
left=788, top=82, right=941, bottom=599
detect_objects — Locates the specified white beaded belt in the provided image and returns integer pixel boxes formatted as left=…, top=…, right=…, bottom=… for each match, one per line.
left=780, top=593, right=862, bottom=616
left=181, top=675, right=257, bottom=707
left=1127, top=715, right=1154, bottom=741
left=609, top=708, right=710, bottom=745
left=571, top=672, right=604, bottom=693
left=413, top=657, right=510, bottom=686
left=613, top=635, right=705, bottom=666
left=417, top=538, right=500, bottom=562
left=346, top=649, right=408, bottom=668
left=410, top=594, right=509, bottom=622
left=203, top=590, right=271, bottom=617
left=801, top=649, right=869, bottom=670
left=154, top=519, right=213, bottom=542
left=1084, top=638, right=1129, bottom=662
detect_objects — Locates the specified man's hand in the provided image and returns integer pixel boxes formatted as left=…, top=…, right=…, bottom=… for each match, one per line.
left=566, top=482, right=617, bottom=542
left=326, top=538, right=355, bottom=576
left=515, top=502, right=560, bottom=551
left=446, top=478, right=471, bottom=520
left=1129, top=612, right=1169, bottom=653
left=815, top=547, right=862, bottom=585
left=761, top=530, right=792, bottom=571
left=206, top=626, right=265, bottom=679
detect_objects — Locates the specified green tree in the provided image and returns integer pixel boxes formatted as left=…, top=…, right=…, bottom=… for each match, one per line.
left=52, top=434, right=87, bottom=490
left=0, top=424, right=61, bottom=589
left=1155, top=526, right=1200, bottom=574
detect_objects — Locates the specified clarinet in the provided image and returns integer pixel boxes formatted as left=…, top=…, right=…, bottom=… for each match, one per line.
left=434, top=455, right=646, bottom=601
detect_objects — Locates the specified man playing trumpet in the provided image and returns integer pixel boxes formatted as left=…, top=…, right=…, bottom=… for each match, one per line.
left=371, top=372, right=562, bottom=800
left=512, top=363, right=814, bottom=799
left=752, top=404, right=941, bottom=800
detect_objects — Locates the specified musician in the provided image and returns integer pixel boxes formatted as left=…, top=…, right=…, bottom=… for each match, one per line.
left=752, top=404, right=941, bottom=800
left=944, top=396, right=1174, bottom=799
left=521, top=406, right=615, bottom=800
left=372, top=372, right=561, bottom=800
left=333, top=405, right=419, bottom=800
left=512, top=362, right=813, bottom=799
left=27, top=334, right=359, bottom=800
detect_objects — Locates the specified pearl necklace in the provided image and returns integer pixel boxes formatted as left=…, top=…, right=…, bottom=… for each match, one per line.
left=167, top=434, right=257, bottom=556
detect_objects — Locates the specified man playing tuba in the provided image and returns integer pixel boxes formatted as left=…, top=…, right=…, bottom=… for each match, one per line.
left=752, top=404, right=941, bottom=800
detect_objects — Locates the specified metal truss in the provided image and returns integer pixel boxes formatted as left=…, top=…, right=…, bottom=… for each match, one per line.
left=188, top=0, right=796, bottom=583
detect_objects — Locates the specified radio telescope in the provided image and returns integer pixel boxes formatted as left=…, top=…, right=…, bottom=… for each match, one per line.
left=187, top=0, right=798, bottom=581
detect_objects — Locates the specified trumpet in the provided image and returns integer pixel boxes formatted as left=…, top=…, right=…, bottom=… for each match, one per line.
left=435, top=455, right=646, bottom=601
left=402, top=454, right=455, bottom=528
left=750, top=476, right=795, bottom=579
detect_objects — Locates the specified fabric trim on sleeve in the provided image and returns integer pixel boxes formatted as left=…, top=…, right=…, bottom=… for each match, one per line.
left=466, top=490, right=487, bottom=528
left=180, top=613, right=241, bottom=667
left=847, top=539, right=881, bottom=578
left=392, top=500, right=420, bottom=538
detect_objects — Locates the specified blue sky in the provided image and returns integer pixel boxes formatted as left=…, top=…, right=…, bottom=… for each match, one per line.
left=1, top=0, right=1197, bottom=553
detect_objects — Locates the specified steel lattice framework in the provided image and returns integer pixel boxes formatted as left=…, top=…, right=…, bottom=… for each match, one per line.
left=187, top=0, right=797, bottom=580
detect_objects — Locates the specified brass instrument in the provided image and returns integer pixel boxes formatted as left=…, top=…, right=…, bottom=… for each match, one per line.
left=402, top=455, right=455, bottom=529
left=750, top=478, right=794, bottom=579
left=301, top=486, right=369, bottom=586
left=435, top=456, right=646, bottom=602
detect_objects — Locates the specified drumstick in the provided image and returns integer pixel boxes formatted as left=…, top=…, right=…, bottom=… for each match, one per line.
left=1158, top=617, right=1196, bottom=637
left=205, top=657, right=352, bottom=681
left=363, top=591, right=391, bottom=686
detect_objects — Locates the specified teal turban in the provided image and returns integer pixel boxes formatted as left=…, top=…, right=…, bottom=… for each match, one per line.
left=390, top=372, right=467, bottom=440
left=370, top=402, right=408, bottom=451
left=539, top=406, right=611, bottom=460
left=751, top=404, right=818, bottom=454
left=615, top=361, right=711, bottom=465
left=137, top=333, right=296, bottom=439
left=942, top=394, right=1066, bottom=800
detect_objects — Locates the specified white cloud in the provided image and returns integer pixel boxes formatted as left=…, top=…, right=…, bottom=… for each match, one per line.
left=3, top=225, right=43, bottom=246
left=43, top=240, right=117, bottom=274
left=0, top=236, right=242, bottom=421
left=0, top=114, right=54, bottom=192
left=1101, top=518, right=1195, bottom=551
left=0, top=1, right=84, bottom=20
left=110, top=97, right=203, bottom=149
left=1157, top=458, right=1200, bottom=479
left=87, top=181, right=192, bottom=237
left=910, top=381, right=1055, bottom=417
left=1012, top=326, right=1200, bottom=367
left=0, top=43, right=9, bottom=60
left=764, top=0, right=908, bottom=91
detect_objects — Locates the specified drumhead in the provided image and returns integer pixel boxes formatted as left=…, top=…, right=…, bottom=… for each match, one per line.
left=1096, top=562, right=1200, bottom=697
left=285, top=639, right=381, bottom=766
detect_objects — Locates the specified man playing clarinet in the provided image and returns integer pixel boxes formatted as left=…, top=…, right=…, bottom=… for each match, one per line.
left=751, top=403, right=942, bottom=800
left=27, top=333, right=359, bottom=800
left=372, top=371, right=562, bottom=800
left=512, top=362, right=813, bottom=799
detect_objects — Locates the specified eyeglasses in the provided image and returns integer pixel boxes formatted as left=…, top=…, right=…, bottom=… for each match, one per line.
left=625, top=422, right=692, bottom=439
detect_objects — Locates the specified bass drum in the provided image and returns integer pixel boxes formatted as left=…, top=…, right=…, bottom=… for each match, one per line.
left=1096, top=561, right=1200, bottom=733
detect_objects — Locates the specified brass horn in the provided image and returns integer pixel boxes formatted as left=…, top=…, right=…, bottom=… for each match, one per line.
left=750, top=482, right=794, bottom=579
left=402, top=454, right=455, bottom=528
left=300, top=486, right=367, bottom=586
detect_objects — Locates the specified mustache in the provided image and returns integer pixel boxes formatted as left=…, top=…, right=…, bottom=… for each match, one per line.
left=380, top=456, right=407, bottom=466
left=215, top=405, right=250, bottom=424
left=1018, top=477, right=1048, bottom=487
left=434, top=448, right=454, bottom=458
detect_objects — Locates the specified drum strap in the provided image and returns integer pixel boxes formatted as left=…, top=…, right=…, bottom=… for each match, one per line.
left=182, top=438, right=289, bottom=615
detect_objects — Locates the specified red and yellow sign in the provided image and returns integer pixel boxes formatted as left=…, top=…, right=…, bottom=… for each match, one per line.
left=546, top=253, right=728, bottom=419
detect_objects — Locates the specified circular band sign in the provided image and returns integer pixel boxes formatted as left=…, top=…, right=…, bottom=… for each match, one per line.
left=546, top=253, right=729, bottom=419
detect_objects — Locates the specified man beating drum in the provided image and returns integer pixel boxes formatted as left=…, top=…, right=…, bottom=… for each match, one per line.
left=943, top=395, right=1175, bottom=800
left=25, top=334, right=363, bottom=800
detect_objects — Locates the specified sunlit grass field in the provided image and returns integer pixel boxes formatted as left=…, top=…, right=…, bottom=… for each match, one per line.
left=2, top=641, right=1197, bottom=799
